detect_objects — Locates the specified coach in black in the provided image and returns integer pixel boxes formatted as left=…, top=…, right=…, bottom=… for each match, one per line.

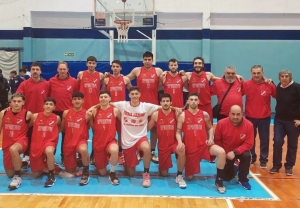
left=270, top=70, right=300, bottom=176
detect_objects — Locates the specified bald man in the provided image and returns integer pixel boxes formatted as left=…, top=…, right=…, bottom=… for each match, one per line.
left=214, top=105, right=254, bottom=190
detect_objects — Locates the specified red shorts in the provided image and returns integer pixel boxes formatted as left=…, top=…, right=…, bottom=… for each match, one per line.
left=94, top=140, right=117, bottom=170
left=158, top=142, right=178, bottom=171
left=123, top=137, right=148, bottom=168
left=3, top=140, right=27, bottom=170
left=30, top=144, right=56, bottom=172
left=63, top=140, right=88, bottom=170
left=185, top=144, right=216, bottom=176
left=199, top=103, right=213, bottom=123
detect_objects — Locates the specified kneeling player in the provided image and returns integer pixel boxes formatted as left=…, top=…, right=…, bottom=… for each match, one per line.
left=176, top=93, right=227, bottom=194
left=61, top=92, right=92, bottom=185
left=148, top=93, right=186, bottom=188
left=92, top=90, right=120, bottom=185
left=30, top=98, right=61, bottom=187
left=0, top=93, right=32, bottom=190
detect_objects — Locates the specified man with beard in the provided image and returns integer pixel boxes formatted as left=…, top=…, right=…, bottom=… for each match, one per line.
left=176, top=93, right=226, bottom=193
left=102, top=60, right=132, bottom=165
left=126, top=52, right=164, bottom=164
left=214, top=105, right=253, bottom=190
left=148, top=93, right=187, bottom=188
left=210, top=66, right=243, bottom=121
left=17, top=62, right=50, bottom=168
left=160, top=59, right=188, bottom=108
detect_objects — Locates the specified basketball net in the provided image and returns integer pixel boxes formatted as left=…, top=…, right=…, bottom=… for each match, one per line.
left=114, top=20, right=132, bottom=43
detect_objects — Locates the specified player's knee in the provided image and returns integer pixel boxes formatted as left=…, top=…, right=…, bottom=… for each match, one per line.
left=9, top=145, right=18, bottom=154
left=126, top=168, right=135, bottom=177
left=109, top=145, right=119, bottom=154
left=160, top=170, right=168, bottom=177
left=45, top=147, right=54, bottom=156
left=186, top=175, right=194, bottom=181
left=217, top=148, right=226, bottom=157
left=33, top=172, right=42, bottom=179
left=176, top=149, right=185, bottom=156
left=98, top=169, right=106, bottom=176
left=78, top=146, right=88, bottom=155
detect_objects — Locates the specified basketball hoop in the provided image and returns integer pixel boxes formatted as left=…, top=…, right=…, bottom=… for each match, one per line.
left=114, top=20, right=132, bottom=43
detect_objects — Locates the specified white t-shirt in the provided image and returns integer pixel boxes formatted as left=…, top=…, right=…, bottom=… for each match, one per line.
left=113, top=101, right=159, bottom=149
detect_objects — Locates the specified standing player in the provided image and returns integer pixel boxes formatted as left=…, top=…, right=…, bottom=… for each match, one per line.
left=17, top=62, right=50, bottom=168
left=148, top=93, right=187, bottom=188
left=49, top=62, right=78, bottom=165
left=102, top=60, right=132, bottom=165
left=61, top=92, right=91, bottom=185
left=30, top=98, right=61, bottom=187
left=160, top=59, right=188, bottom=108
left=91, top=90, right=121, bottom=185
left=126, top=52, right=164, bottom=163
left=176, top=93, right=227, bottom=194
left=77, top=56, right=105, bottom=164
left=0, top=93, right=32, bottom=190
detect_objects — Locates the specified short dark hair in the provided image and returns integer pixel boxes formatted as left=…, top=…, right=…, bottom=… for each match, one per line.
left=160, top=93, right=172, bottom=102
left=143, top=51, right=153, bottom=59
left=10, top=70, right=17, bottom=75
left=168, top=58, right=178, bottom=64
left=87, top=56, right=97, bottom=62
left=187, top=92, right=199, bottom=99
left=44, top=97, right=56, bottom=105
left=11, top=93, right=25, bottom=101
left=19, top=68, right=26, bottom=74
left=193, top=57, right=205, bottom=65
left=72, top=92, right=84, bottom=98
left=31, top=62, right=41, bottom=70
left=129, top=86, right=140, bottom=92
left=22, top=65, right=28, bottom=70
left=112, top=60, right=122, bottom=67
left=99, top=89, right=111, bottom=97
left=251, top=65, right=263, bottom=72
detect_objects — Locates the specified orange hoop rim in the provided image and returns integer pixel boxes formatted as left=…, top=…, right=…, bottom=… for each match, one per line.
left=114, top=20, right=132, bottom=25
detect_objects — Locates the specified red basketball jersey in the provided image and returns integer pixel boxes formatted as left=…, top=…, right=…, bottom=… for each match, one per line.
left=106, top=75, right=126, bottom=102
left=31, top=113, right=59, bottom=157
left=137, top=67, right=159, bottom=104
left=163, top=73, right=184, bottom=108
left=183, top=109, right=207, bottom=153
left=1, top=109, right=28, bottom=150
left=93, top=106, right=116, bottom=150
left=79, top=71, right=101, bottom=109
left=156, top=109, right=177, bottom=151
left=188, top=72, right=211, bottom=105
left=64, top=109, right=89, bottom=152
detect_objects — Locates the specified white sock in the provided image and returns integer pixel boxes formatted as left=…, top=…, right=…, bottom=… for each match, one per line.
left=110, top=165, right=116, bottom=172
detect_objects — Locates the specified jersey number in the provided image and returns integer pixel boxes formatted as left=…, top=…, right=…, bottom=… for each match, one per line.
left=89, top=88, right=92, bottom=93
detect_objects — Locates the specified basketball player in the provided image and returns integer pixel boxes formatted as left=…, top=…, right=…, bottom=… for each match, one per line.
left=49, top=62, right=78, bottom=166
left=102, top=60, right=132, bottom=165
left=92, top=90, right=121, bottom=185
left=30, top=98, right=61, bottom=187
left=77, top=56, right=105, bottom=165
left=126, top=51, right=164, bottom=163
left=61, top=92, right=91, bottom=185
left=160, top=59, right=188, bottom=108
left=148, top=93, right=187, bottom=188
left=176, top=93, right=227, bottom=194
left=0, top=93, right=32, bottom=190
left=17, top=62, right=50, bottom=169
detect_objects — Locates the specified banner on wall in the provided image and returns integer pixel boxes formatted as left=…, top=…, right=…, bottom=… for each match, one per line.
left=0, top=50, right=19, bottom=79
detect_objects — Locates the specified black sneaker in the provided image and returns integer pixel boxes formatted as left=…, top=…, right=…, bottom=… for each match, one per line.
left=44, top=176, right=56, bottom=187
left=285, top=168, right=293, bottom=176
left=109, top=172, right=120, bottom=185
left=269, top=167, right=280, bottom=174
left=260, top=162, right=267, bottom=169
left=79, top=173, right=90, bottom=186
left=215, top=178, right=226, bottom=194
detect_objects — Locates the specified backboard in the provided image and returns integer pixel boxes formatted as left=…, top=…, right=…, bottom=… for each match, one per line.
left=92, top=0, right=156, bottom=30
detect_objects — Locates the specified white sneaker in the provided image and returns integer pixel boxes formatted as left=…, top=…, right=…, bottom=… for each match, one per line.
left=8, top=176, right=22, bottom=190
left=175, top=175, right=187, bottom=189
left=22, top=155, right=30, bottom=169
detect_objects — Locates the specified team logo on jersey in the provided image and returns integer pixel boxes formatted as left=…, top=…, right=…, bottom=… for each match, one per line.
left=192, top=78, right=197, bottom=82
left=119, top=82, right=123, bottom=86
left=197, top=118, right=203, bottom=123
left=16, top=119, right=23, bottom=124
left=237, top=87, right=241, bottom=92
left=261, top=90, right=266, bottom=96
left=159, top=119, right=164, bottom=124
left=77, top=117, right=83, bottom=123
left=41, top=90, right=45, bottom=94
left=201, top=78, right=206, bottom=83
left=240, top=134, right=246, bottom=140
left=68, top=116, right=72, bottom=121
left=5, top=117, right=10, bottom=123
left=107, top=113, right=112, bottom=118
left=142, top=73, right=146, bottom=77
left=93, top=78, right=98, bottom=83
left=169, top=118, right=175, bottom=124
left=49, top=120, right=55, bottom=126
left=67, top=86, right=72, bottom=91
left=38, top=120, right=44, bottom=124
left=151, top=74, right=155, bottom=78
left=176, top=79, right=181, bottom=83
left=84, top=78, right=89, bottom=82
left=187, top=118, right=192, bottom=123
left=97, top=113, right=102, bottom=118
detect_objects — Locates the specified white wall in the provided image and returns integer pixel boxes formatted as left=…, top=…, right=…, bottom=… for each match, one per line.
left=1, top=0, right=300, bottom=30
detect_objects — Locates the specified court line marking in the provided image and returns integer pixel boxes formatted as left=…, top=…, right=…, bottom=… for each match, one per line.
left=226, top=199, right=234, bottom=208
left=0, top=193, right=277, bottom=200
left=249, top=171, right=280, bottom=201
